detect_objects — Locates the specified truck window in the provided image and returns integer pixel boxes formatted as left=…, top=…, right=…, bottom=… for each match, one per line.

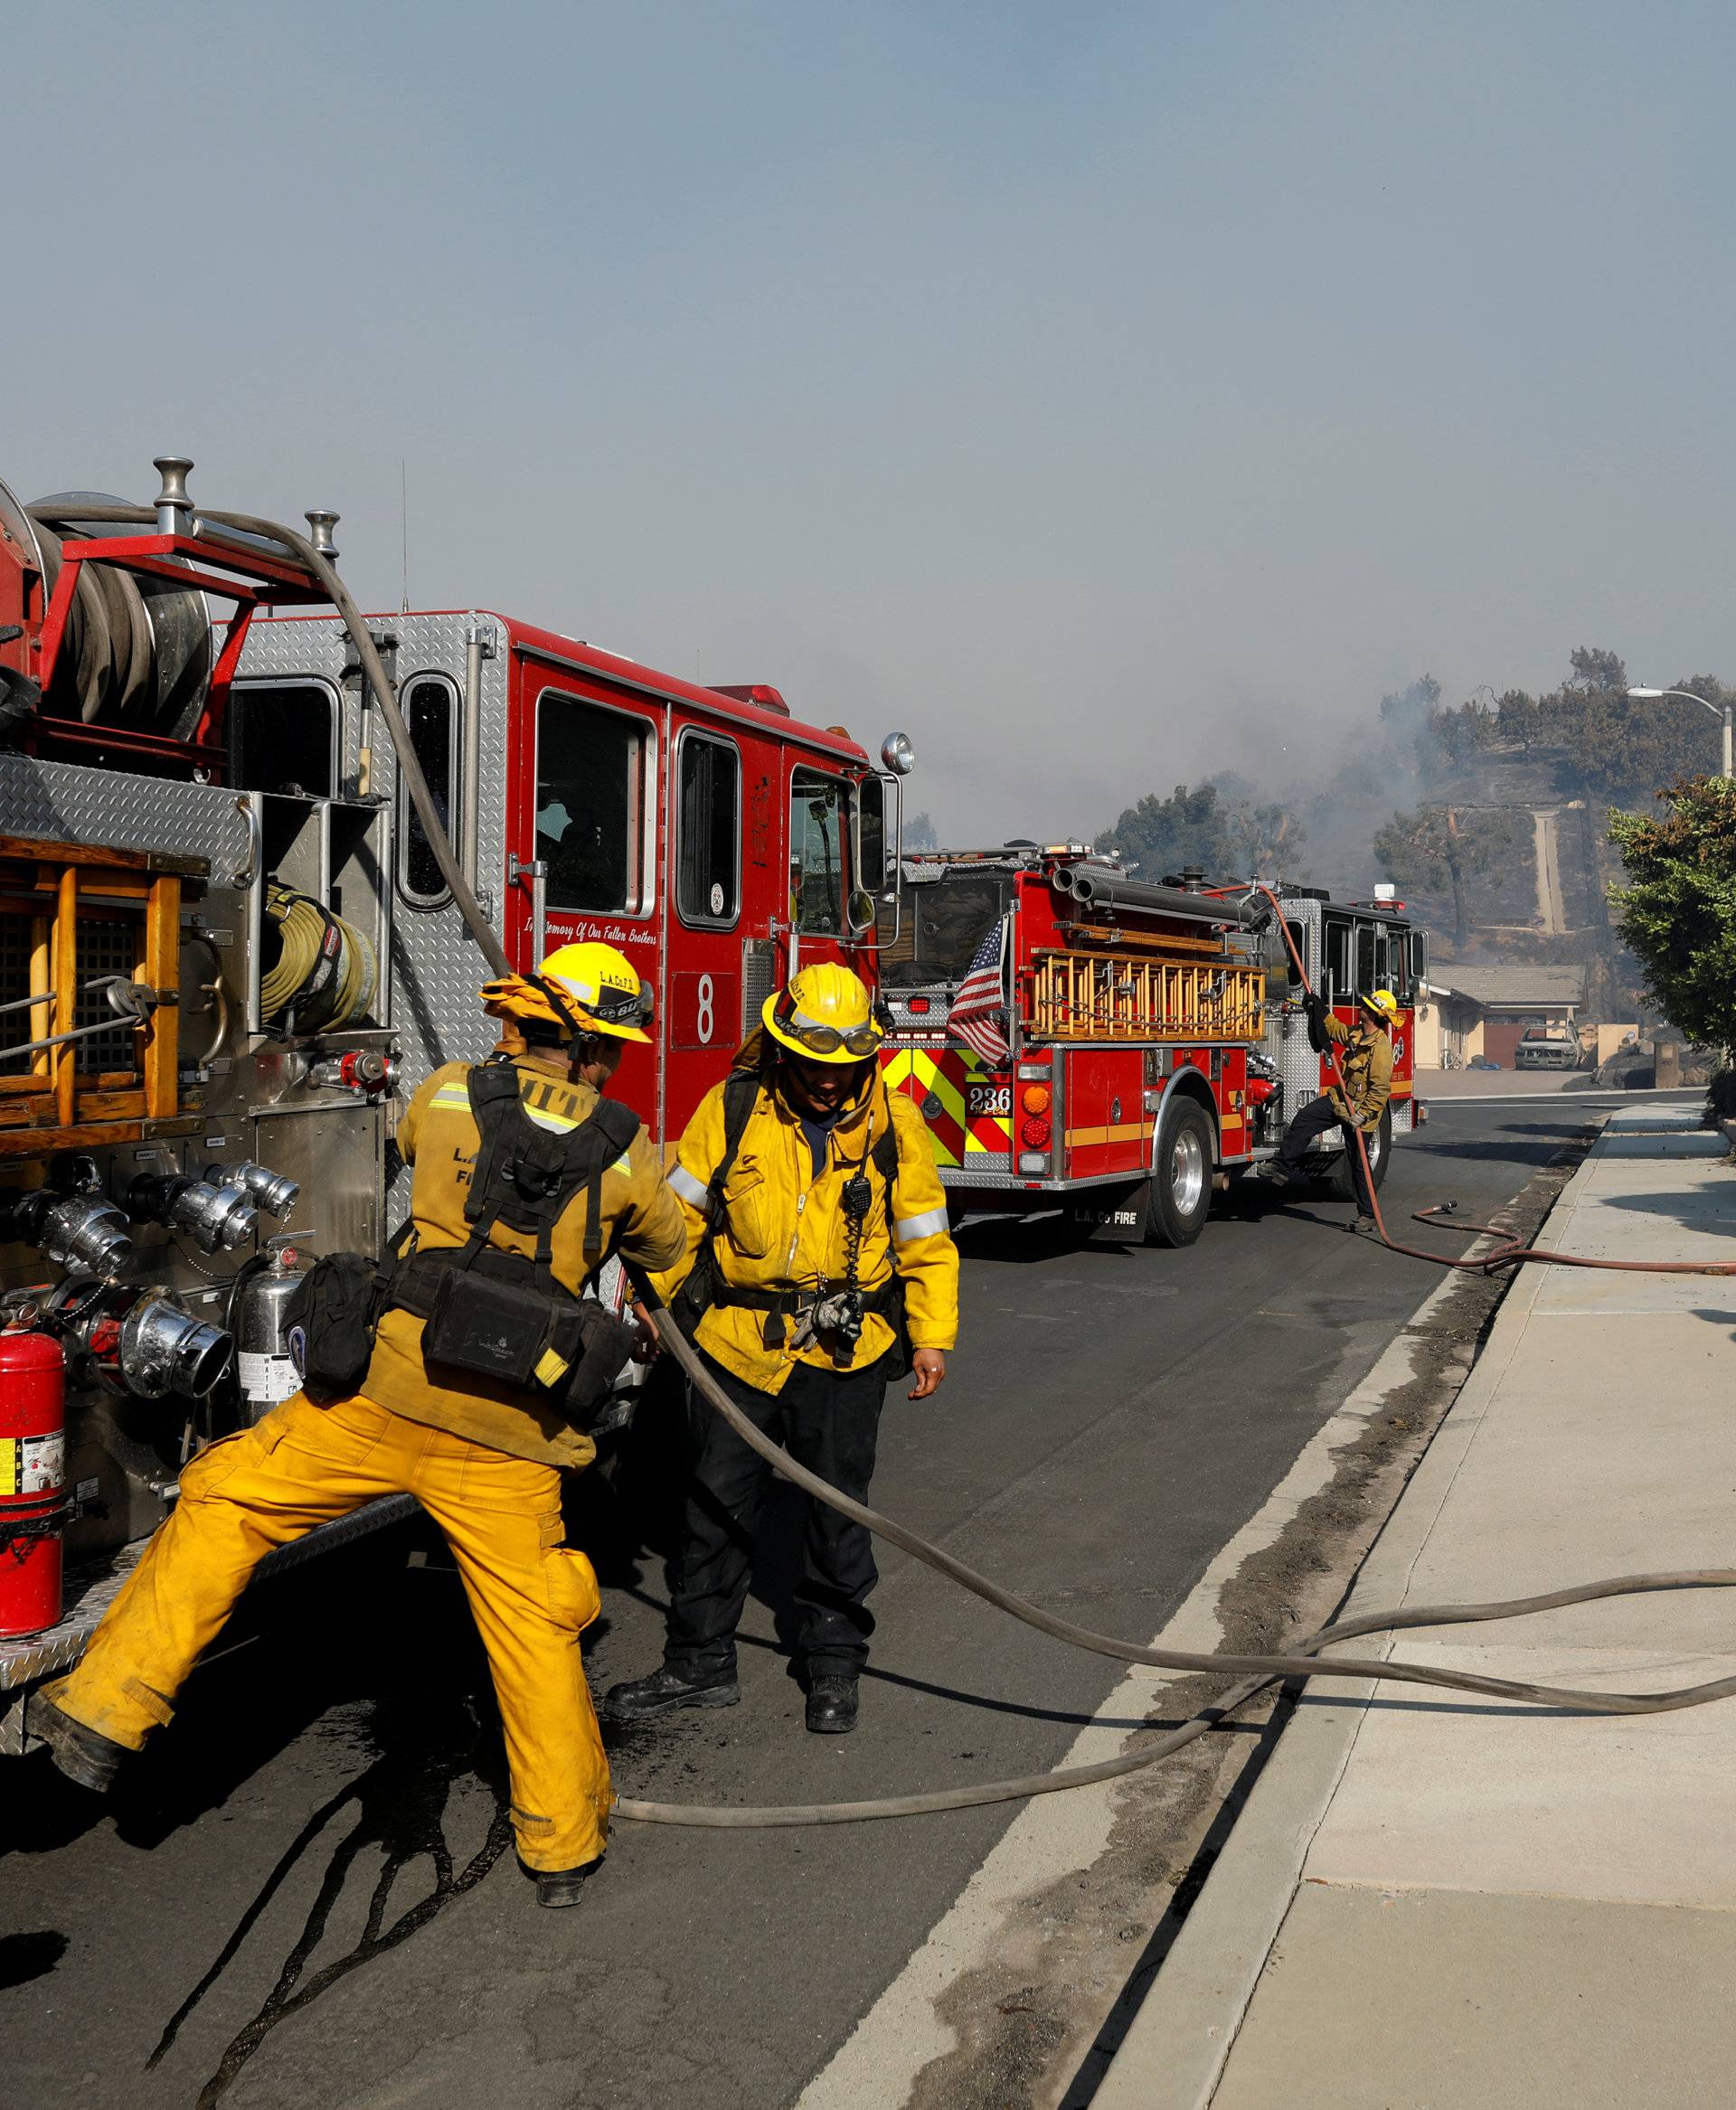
left=1356, top=923, right=1376, bottom=994
left=1324, top=918, right=1351, bottom=1002
left=676, top=730, right=740, bottom=927
left=1410, top=928, right=1428, bottom=991
left=536, top=692, right=651, bottom=914
left=854, top=777, right=888, bottom=895
left=882, top=869, right=1007, bottom=988
left=790, top=768, right=845, bottom=933
left=399, top=674, right=457, bottom=906
left=229, top=679, right=337, bottom=797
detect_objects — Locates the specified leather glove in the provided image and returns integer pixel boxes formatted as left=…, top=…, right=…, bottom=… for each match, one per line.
left=1303, top=992, right=1327, bottom=1053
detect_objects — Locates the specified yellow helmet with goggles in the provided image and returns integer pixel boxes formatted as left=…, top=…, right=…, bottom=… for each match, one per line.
left=762, top=962, right=885, bottom=1064
left=481, top=940, right=654, bottom=1043
left=1359, top=987, right=1400, bottom=1029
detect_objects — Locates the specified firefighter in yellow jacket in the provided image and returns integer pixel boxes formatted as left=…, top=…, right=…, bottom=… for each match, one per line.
left=606, top=962, right=959, bottom=1737
left=1268, top=986, right=1398, bottom=1226
left=33, top=942, right=684, bottom=1908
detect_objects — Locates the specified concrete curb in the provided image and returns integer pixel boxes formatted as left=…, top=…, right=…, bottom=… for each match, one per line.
left=1091, top=1158, right=1571, bottom=2110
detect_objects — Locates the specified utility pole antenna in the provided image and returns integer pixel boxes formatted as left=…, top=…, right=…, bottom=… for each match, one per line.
left=400, top=457, right=410, bottom=615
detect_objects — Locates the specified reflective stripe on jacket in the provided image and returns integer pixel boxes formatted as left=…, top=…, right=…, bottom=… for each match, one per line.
left=363, top=1055, right=687, bottom=1468
left=1323, top=1014, right=1393, bottom=1131
left=650, top=1065, right=960, bottom=1394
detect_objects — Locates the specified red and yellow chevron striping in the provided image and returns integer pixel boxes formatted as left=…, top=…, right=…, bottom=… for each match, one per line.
left=881, top=1046, right=1013, bottom=1169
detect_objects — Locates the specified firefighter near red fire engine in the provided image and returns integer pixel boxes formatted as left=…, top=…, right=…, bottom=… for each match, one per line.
left=9, top=457, right=1736, bottom=1924
left=32, top=940, right=687, bottom=1909
left=1264, top=985, right=1399, bottom=1228
left=606, top=962, right=959, bottom=1738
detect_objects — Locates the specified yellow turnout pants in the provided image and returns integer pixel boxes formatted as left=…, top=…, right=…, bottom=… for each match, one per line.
left=43, top=1392, right=610, bottom=1873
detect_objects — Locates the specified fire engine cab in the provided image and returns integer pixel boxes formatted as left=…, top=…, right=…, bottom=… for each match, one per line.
left=880, top=845, right=1423, bottom=1243
left=0, top=457, right=911, bottom=1734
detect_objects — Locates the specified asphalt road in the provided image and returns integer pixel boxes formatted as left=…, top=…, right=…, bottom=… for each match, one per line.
left=0, top=1097, right=1662, bottom=2110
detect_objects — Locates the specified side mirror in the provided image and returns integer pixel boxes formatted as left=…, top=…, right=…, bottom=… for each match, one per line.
left=846, top=887, right=877, bottom=935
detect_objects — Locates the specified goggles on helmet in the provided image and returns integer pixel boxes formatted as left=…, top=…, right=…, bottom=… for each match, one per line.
left=772, top=985, right=883, bottom=1060
left=571, top=978, right=654, bottom=1030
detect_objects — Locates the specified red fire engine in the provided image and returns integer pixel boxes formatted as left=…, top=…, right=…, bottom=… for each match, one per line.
left=0, top=457, right=911, bottom=1715
left=880, top=845, right=1423, bottom=1242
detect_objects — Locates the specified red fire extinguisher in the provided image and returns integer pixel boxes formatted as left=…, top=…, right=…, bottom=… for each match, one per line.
left=0, top=1320, right=69, bottom=1639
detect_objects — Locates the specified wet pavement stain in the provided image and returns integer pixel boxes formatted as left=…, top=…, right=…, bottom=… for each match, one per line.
left=148, top=1687, right=512, bottom=2109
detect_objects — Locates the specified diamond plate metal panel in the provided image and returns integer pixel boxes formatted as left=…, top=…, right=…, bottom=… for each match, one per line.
left=0, top=753, right=251, bottom=873
left=240, top=613, right=509, bottom=1095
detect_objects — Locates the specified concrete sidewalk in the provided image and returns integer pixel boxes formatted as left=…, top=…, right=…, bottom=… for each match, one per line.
left=1097, top=1104, right=1736, bottom=2110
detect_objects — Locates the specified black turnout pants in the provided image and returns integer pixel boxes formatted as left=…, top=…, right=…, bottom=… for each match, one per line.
left=665, top=1347, right=892, bottom=1682
left=1277, top=1093, right=1375, bottom=1210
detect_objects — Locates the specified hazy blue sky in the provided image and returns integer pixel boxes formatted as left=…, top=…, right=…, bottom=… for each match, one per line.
left=10, top=3, right=1735, bottom=839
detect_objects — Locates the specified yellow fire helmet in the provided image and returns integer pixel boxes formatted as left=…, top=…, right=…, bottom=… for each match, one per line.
left=538, top=941, right=655, bottom=1041
left=762, top=961, right=884, bottom=1064
left=1359, top=987, right=1401, bottom=1028
left=481, top=940, right=654, bottom=1043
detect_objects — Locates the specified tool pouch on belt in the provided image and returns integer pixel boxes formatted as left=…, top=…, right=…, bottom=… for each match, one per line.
left=420, top=1267, right=578, bottom=1392
left=398, top=1060, right=642, bottom=1428
left=285, top=1239, right=404, bottom=1405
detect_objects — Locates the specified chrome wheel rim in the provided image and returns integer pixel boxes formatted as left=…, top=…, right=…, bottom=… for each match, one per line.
left=1169, top=1127, right=1206, bottom=1215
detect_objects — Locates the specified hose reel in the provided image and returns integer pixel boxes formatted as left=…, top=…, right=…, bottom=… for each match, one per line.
left=24, top=491, right=212, bottom=736
left=259, top=882, right=377, bottom=1033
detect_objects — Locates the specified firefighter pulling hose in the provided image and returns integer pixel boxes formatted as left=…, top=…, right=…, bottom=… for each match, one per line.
left=20, top=488, right=1736, bottom=1870
left=32, top=941, right=685, bottom=1907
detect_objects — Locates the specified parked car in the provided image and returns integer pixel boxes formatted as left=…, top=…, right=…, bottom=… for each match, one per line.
left=1514, top=1024, right=1584, bottom=1071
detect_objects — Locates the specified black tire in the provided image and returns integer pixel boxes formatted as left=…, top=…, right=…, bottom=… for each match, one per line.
left=1144, top=1097, right=1215, bottom=1248
left=1328, top=1105, right=1392, bottom=1202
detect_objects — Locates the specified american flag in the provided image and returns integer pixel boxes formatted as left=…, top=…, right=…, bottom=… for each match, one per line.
left=948, top=918, right=1011, bottom=1066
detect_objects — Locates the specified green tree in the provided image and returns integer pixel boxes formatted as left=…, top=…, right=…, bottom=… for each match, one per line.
left=1372, top=803, right=1514, bottom=947
left=1496, top=688, right=1541, bottom=756
left=903, top=810, right=939, bottom=852
left=1222, top=796, right=1307, bottom=879
left=1096, top=781, right=1235, bottom=880
left=1425, top=698, right=1499, bottom=764
left=1379, top=674, right=1442, bottom=725
left=1520, top=645, right=1719, bottom=795
left=1609, top=777, right=1736, bottom=1050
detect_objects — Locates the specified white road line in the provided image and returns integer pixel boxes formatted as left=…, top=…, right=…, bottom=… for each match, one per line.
left=1421, top=1090, right=1698, bottom=1109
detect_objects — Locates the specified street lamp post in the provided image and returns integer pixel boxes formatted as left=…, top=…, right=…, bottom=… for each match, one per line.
left=1628, top=687, right=1733, bottom=779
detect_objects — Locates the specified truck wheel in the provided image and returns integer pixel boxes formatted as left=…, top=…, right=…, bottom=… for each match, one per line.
left=1328, top=1106, right=1392, bottom=1202
left=1145, top=1098, right=1214, bottom=1248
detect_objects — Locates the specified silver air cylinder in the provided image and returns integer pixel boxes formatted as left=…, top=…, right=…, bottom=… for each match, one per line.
left=232, top=1252, right=307, bottom=1423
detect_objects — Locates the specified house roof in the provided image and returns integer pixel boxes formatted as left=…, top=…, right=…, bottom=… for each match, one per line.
left=1434, top=965, right=1587, bottom=1010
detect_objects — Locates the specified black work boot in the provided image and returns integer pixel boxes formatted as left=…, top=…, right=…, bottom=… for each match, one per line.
left=805, top=1675, right=860, bottom=1735
left=534, top=1857, right=603, bottom=1909
left=603, top=1663, right=739, bottom=1723
left=29, top=1693, right=128, bottom=1793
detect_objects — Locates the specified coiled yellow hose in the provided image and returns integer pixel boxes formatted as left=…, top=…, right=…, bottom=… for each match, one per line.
left=259, top=883, right=376, bottom=1031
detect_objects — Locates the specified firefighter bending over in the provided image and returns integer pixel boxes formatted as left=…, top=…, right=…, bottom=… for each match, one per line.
left=1267, top=986, right=1398, bottom=1227
left=33, top=942, right=684, bottom=1910
left=607, top=963, right=959, bottom=1738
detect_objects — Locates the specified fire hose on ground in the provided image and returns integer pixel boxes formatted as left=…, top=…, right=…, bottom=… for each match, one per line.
left=50, top=496, right=1736, bottom=1829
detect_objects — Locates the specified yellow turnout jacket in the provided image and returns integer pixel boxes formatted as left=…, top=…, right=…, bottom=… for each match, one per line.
left=651, top=1057, right=959, bottom=1393
left=1323, top=1014, right=1394, bottom=1131
left=363, top=1054, right=686, bottom=1468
